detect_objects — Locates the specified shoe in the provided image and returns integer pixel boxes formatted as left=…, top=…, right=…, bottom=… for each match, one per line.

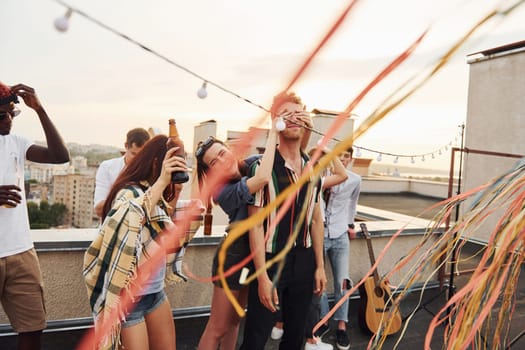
left=304, top=337, right=333, bottom=350
left=314, top=323, right=330, bottom=339
left=336, top=330, right=350, bottom=350
left=271, top=326, right=284, bottom=340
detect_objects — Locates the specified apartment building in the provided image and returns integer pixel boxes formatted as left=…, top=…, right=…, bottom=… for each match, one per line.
left=52, top=174, right=96, bottom=228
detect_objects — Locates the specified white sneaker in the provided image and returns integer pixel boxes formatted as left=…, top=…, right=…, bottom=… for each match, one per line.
left=271, top=326, right=284, bottom=340
left=304, top=338, right=333, bottom=350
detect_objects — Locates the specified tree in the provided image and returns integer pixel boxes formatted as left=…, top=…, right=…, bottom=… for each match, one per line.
left=28, top=201, right=67, bottom=229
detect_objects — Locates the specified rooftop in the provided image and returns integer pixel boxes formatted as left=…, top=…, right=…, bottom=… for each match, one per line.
left=1, top=192, right=524, bottom=349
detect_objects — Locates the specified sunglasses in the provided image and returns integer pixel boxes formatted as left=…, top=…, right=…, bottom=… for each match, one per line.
left=0, top=109, right=20, bottom=121
left=195, top=136, right=216, bottom=158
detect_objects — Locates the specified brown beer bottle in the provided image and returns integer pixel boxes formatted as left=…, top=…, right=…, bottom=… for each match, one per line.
left=168, top=119, right=189, bottom=184
left=203, top=200, right=213, bottom=235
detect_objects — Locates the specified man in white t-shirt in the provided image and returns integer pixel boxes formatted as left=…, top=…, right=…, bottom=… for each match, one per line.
left=93, top=127, right=150, bottom=217
left=0, top=81, right=70, bottom=349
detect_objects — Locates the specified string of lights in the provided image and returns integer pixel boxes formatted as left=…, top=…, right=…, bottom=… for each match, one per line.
left=52, top=0, right=271, bottom=112
left=52, top=0, right=461, bottom=165
left=285, top=117, right=463, bottom=164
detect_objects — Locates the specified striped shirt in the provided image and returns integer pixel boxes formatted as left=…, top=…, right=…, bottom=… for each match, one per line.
left=251, top=150, right=321, bottom=254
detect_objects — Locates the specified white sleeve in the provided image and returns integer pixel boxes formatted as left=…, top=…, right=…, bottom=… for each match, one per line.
left=348, top=175, right=361, bottom=224
left=93, top=161, right=111, bottom=207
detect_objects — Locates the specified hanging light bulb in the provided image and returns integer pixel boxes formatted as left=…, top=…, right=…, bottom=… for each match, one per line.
left=54, top=8, right=73, bottom=32
left=197, top=81, right=208, bottom=99
left=275, top=117, right=286, bottom=131
left=431, top=153, right=435, bottom=159
left=421, top=155, right=425, bottom=162
left=411, top=156, right=415, bottom=164
left=393, top=156, right=399, bottom=164
left=376, top=153, right=382, bottom=162
left=438, top=149, right=442, bottom=155
left=355, top=147, right=362, bottom=158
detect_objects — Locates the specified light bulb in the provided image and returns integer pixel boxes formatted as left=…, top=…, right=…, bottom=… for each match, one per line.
left=421, top=155, right=425, bottom=162
left=54, top=9, right=72, bottom=32
left=431, top=153, right=435, bottom=159
left=275, top=117, right=286, bottom=131
left=411, top=157, right=415, bottom=164
left=438, top=149, right=442, bottom=155
left=355, top=147, right=362, bottom=158
left=197, top=81, right=208, bottom=99
left=394, top=156, right=399, bottom=164
left=376, top=153, right=382, bottom=162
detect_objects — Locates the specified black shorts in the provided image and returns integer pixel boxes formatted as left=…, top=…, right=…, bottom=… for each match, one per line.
left=212, top=235, right=252, bottom=290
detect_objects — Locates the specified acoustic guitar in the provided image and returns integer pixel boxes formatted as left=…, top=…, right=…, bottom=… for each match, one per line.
left=358, top=223, right=402, bottom=335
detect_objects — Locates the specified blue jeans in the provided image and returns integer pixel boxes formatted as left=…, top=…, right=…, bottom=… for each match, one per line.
left=122, top=290, right=167, bottom=328
left=320, top=234, right=350, bottom=323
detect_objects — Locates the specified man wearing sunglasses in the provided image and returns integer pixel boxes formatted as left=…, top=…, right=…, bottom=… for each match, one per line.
left=0, top=82, right=69, bottom=350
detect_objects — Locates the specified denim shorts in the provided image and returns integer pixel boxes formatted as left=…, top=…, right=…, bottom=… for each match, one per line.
left=122, top=290, right=167, bottom=328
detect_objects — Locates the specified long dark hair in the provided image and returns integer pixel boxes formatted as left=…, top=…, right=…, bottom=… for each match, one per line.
left=102, top=135, right=176, bottom=220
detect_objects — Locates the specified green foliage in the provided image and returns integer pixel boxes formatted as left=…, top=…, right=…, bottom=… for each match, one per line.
left=28, top=201, right=68, bottom=229
left=68, top=144, right=121, bottom=167
left=84, top=151, right=122, bottom=167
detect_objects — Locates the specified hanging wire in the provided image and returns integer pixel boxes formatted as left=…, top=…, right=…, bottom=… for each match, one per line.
left=52, top=0, right=461, bottom=163
left=284, top=116, right=462, bottom=161
left=53, top=0, right=271, bottom=113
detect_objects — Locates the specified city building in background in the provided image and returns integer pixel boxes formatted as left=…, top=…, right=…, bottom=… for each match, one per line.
left=52, top=174, right=96, bottom=228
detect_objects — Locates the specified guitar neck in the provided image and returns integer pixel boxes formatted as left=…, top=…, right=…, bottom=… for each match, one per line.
left=361, top=224, right=381, bottom=285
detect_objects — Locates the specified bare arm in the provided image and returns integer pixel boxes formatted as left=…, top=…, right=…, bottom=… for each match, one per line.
left=11, top=84, right=70, bottom=164
left=245, top=120, right=278, bottom=194
left=311, top=202, right=327, bottom=294
left=347, top=176, right=361, bottom=240
left=298, top=110, right=313, bottom=152
left=248, top=205, right=279, bottom=312
left=147, top=148, right=188, bottom=217
left=94, top=200, right=105, bottom=218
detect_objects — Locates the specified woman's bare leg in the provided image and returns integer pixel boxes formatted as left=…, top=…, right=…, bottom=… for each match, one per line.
left=145, top=299, right=176, bottom=350
left=197, top=286, right=247, bottom=350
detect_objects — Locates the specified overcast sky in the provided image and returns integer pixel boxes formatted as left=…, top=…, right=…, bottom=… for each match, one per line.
left=1, top=0, right=524, bottom=170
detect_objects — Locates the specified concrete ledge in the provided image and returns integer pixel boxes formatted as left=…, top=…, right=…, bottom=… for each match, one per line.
left=2, top=207, right=442, bottom=325
left=0, top=281, right=443, bottom=336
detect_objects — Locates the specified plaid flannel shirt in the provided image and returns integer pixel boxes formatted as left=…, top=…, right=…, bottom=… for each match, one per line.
left=83, top=184, right=192, bottom=349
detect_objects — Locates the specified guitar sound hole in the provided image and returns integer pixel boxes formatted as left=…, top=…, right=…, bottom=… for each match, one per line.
left=374, top=287, right=385, bottom=298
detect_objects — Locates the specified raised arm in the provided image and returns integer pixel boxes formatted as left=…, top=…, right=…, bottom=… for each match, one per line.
left=322, top=150, right=348, bottom=189
left=245, top=119, right=278, bottom=194
left=298, top=110, right=313, bottom=152
left=11, top=84, right=70, bottom=164
left=148, top=147, right=188, bottom=217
